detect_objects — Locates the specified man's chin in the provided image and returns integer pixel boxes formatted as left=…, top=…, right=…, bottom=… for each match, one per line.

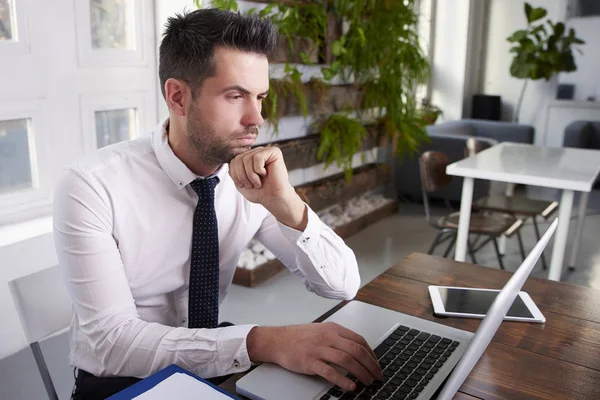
left=233, top=146, right=253, bottom=155
left=224, top=146, right=252, bottom=162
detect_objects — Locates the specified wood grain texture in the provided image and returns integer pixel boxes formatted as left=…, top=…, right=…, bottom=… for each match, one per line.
left=264, top=125, right=381, bottom=172
left=356, top=274, right=600, bottom=370
left=384, top=253, right=600, bottom=323
left=295, top=163, right=391, bottom=212
left=458, top=342, right=600, bottom=399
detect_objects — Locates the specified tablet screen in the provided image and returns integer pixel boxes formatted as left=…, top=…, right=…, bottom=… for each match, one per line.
left=438, top=288, right=534, bottom=318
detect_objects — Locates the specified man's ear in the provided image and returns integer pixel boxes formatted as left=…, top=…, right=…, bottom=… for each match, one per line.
left=164, top=79, right=190, bottom=117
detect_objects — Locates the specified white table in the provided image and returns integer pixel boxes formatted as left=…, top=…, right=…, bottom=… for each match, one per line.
left=446, top=143, right=600, bottom=281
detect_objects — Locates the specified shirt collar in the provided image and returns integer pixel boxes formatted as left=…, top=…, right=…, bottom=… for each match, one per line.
left=152, top=119, right=229, bottom=190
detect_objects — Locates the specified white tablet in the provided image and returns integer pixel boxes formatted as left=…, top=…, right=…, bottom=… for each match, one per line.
left=428, top=285, right=546, bottom=323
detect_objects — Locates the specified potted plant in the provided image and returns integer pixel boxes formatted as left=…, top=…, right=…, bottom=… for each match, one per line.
left=418, top=97, right=442, bottom=126
left=507, top=2, right=585, bottom=122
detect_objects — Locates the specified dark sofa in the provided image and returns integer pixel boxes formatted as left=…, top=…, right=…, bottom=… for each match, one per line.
left=393, top=119, right=535, bottom=202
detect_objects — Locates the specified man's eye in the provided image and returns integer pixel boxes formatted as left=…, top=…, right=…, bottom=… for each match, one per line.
left=231, top=95, right=242, bottom=100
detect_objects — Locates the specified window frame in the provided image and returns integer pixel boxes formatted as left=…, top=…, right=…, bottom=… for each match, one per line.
left=0, top=100, right=52, bottom=226
left=0, top=0, right=31, bottom=55
left=80, top=91, right=151, bottom=154
left=74, top=0, right=147, bottom=67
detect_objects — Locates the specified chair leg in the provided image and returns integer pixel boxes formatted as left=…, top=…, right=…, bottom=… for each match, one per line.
left=428, top=231, right=443, bottom=255
left=467, top=237, right=478, bottom=264
left=471, top=233, right=482, bottom=250
left=30, top=342, right=59, bottom=400
left=492, top=238, right=506, bottom=270
left=443, top=234, right=457, bottom=258
left=532, top=217, right=548, bottom=270
left=516, top=229, right=526, bottom=261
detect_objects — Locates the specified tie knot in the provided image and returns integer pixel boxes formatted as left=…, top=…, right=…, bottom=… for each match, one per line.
left=190, top=177, right=219, bottom=198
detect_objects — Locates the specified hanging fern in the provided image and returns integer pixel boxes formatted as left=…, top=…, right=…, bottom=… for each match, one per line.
left=316, top=114, right=367, bottom=181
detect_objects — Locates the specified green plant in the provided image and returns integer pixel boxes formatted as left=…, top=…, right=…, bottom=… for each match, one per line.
left=507, top=2, right=585, bottom=122
left=320, top=0, right=430, bottom=163
left=202, top=0, right=431, bottom=178
left=316, top=114, right=367, bottom=181
left=269, top=2, right=327, bottom=61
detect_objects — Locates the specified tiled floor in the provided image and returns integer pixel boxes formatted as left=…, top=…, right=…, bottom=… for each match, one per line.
left=1, top=197, right=599, bottom=400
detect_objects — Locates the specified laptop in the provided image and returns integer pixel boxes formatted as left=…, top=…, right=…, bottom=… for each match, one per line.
left=236, top=218, right=558, bottom=400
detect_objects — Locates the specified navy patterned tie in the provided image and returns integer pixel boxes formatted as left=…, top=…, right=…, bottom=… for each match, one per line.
left=188, top=177, right=220, bottom=329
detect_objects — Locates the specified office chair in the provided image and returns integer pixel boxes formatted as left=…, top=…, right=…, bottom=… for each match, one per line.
left=466, top=138, right=558, bottom=269
left=419, top=151, right=525, bottom=269
left=8, top=265, right=73, bottom=400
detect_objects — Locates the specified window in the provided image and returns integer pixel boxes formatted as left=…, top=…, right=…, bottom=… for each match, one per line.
left=0, top=118, right=34, bottom=195
left=0, top=0, right=15, bottom=41
left=0, top=0, right=29, bottom=54
left=0, top=102, right=51, bottom=226
left=75, top=0, right=146, bottom=66
left=95, top=108, right=137, bottom=148
left=80, top=92, right=150, bottom=154
left=90, top=0, right=135, bottom=50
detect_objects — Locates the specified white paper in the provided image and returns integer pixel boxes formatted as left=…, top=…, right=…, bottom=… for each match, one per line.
left=133, top=372, right=233, bottom=400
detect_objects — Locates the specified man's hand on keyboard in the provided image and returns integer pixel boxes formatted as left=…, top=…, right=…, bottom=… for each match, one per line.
left=247, top=322, right=383, bottom=392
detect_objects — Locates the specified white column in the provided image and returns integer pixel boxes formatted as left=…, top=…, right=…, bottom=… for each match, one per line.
left=568, top=192, right=589, bottom=269
left=548, top=190, right=574, bottom=281
left=454, top=177, right=474, bottom=262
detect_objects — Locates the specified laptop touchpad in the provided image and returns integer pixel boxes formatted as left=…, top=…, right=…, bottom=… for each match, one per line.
left=236, top=362, right=328, bottom=400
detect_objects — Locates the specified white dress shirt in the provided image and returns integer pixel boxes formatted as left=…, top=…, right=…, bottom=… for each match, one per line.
left=52, top=120, right=360, bottom=379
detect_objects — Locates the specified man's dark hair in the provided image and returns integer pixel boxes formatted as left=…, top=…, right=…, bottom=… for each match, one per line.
left=159, top=8, right=277, bottom=99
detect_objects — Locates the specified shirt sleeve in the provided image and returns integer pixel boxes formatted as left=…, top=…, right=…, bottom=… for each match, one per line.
left=53, top=168, right=256, bottom=379
left=254, top=203, right=360, bottom=300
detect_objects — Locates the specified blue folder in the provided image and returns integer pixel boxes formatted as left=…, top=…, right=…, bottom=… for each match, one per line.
left=106, top=364, right=240, bottom=399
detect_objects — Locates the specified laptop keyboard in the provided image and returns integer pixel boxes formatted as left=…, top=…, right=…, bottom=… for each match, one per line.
left=319, top=325, right=460, bottom=400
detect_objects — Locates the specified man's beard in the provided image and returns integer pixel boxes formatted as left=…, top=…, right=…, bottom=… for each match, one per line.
left=186, top=106, right=259, bottom=166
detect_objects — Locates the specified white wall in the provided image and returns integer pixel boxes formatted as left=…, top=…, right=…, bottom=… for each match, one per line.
left=430, top=0, right=472, bottom=123
left=481, top=0, right=568, bottom=133
left=558, top=16, right=600, bottom=101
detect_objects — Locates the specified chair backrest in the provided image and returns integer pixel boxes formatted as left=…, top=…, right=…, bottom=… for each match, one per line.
left=8, top=265, right=72, bottom=344
left=419, top=151, right=452, bottom=193
left=419, top=151, right=452, bottom=222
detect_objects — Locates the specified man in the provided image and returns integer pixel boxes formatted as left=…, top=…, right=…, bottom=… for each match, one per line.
left=54, top=9, right=382, bottom=399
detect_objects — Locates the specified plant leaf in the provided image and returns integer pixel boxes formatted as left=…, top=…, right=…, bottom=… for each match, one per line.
left=525, top=3, right=533, bottom=22
left=554, top=22, right=565, bottom=36
left=507, top=30, right=528, bottom=42
left=299, top=52, right=312, bottom=65
left=529, top=8, right=547, bottom=22
left=332, top=40, right=345, bottom=56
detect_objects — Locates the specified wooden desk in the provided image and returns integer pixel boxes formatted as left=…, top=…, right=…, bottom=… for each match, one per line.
left=223, top=253, right=600, bottom=399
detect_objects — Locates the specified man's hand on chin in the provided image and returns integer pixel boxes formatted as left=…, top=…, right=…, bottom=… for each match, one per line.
left=228, top=147, right=307, bottom=231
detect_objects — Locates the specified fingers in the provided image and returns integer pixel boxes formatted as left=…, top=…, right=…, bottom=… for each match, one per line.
left=321, top=347, right=375, bottom=387
left=242, top=152, right=263, bottom=188
left=329, top=337, right=382, bottom=384
left=312, top=360, right=356, bottom=392
left=335, top=324, right=379, bottom=362
left=230, top=147, right=275, bottom=189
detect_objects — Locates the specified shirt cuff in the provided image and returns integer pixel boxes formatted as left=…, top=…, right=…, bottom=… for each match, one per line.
left=278, top=204, right=322, bottom=248
left=216, top=324, right=258, bottom=374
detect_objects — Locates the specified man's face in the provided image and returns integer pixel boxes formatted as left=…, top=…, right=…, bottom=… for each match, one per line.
left=185, top=47, right=269, bottom=166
